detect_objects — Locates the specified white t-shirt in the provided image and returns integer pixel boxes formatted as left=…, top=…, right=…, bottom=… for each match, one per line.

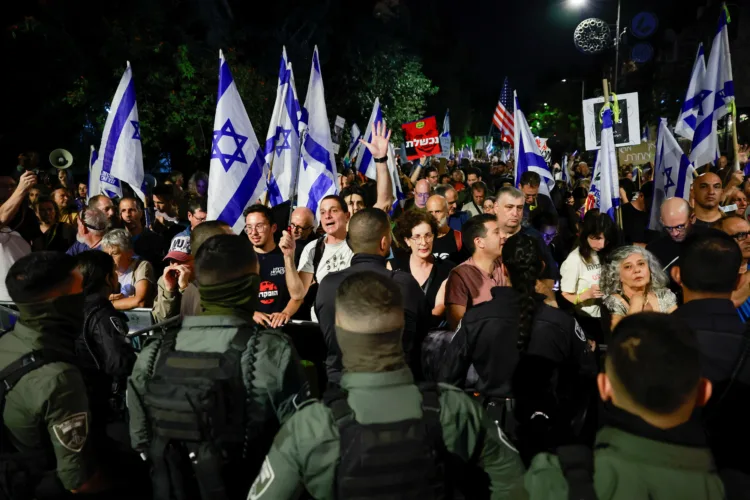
left=560, top=247, right=601, bottom=317
left=298, top=237, right=354, bottom=321
left=0, top=230, right=31, bottom=302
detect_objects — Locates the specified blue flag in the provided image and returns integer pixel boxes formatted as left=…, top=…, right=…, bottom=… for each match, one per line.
left=264, top=47, right=302, bottom=207
left=674, top=44, right=707, bottom=141
left=690, top=7, right=734, bottom=169
left=588, top=108, right=620, bottom=221
left=649, top=118, right=696, bottom=230
left=297, top=46, right=337, bottom=216
left=207, top=50, right=267, bottom=233
left=355, top=98, right=383, bottom=179
left=513, top=91, right=554, bottom=196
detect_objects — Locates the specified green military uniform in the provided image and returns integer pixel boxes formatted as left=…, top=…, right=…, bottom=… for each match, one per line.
left=127, top=314, right=305, bottom=451
left=0, top=322, right=96, bottom=491
left=513, top=425, right=725, bottom=500
left=247, top=368, right=525, bottom=500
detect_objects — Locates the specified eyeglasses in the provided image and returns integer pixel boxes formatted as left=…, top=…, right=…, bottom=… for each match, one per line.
left=290, top=223, right=313, bottom=232
left=409, top=233, right=434, bottom=243
left=731, top=231, right=750, bottom=242
left=191, top=214, right=207, bottom=223
left=244, top=223, right=269, bottom=234
left=662, top=224, right=687, bottom=233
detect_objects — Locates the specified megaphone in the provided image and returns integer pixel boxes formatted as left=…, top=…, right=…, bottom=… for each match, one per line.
left=49, top=149, right=73, bottom=169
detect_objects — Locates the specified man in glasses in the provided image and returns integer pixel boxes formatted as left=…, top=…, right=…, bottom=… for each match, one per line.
left=289, top=206, right=317, bottom=266
left=713, top=216, right=750, bottom=316
left=646, top=197, right=699, bottom=304
left=244, top=204, right=300, bottom=329
left=66, top=207, right=108, bottom=256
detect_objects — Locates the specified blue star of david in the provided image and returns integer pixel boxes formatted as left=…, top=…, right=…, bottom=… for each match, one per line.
left=131, top=120, right=141, bottom=140
left=663, top=167, right=675, bottom=192
left=694, top=90, right=712, bottom=117
left=211, top=119, right=248, bottom=172
left=276, top=128, right=292, bottom=156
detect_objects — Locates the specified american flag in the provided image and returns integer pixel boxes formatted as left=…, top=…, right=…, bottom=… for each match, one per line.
left=493, top=78, right=515, bottom=146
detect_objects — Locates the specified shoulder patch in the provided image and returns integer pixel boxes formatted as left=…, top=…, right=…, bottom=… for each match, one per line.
left=248, top=456, right=275, bottom=499
left=110, top=316, right=127, bottom=335
left=52, top=412, right=88, bottom=452
left=292, top=381, right=317, bottom=411
left=574, top=320, right=587, bottom=342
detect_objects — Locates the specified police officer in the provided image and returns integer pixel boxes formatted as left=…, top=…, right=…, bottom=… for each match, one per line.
left=248, top=271, right=524, bottom=500
left=127, top=234, right=306, bottom=498
left=439, top=233, right=596, bottom=464
left=0, top=252, right=104, bottom=496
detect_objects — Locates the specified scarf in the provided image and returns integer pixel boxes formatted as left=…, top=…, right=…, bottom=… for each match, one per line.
left=199, top=273, right=260, bottom=323
left=15, top=293, right=85, bottom=338
left=336, top=326, right=406, bottom=373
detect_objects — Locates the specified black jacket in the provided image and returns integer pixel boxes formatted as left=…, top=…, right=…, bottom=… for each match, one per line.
left=439, top=286, right=596, bottom=401
left=78, top=295, right=136, bottom=379
left=674, top=298, right=750, bottom=481
left=315, top=253, right=429, bottom=385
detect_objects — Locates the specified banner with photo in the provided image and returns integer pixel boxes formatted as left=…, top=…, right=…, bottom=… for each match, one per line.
left=402, top=116, right=442, bottom=160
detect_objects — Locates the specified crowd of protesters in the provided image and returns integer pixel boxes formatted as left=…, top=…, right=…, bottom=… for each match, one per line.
left=0, top=134, right=748, bottom=500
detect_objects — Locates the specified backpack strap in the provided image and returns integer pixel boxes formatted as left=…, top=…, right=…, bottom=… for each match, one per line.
left=323, top=388, right=354, bottom=426
left=454, top=230, right=462, bottom=252
left=311, top=236, right=327, bottom=282
left=556, top=444, right=597, bottom=500
left=418, top=383, right=443, bottom=446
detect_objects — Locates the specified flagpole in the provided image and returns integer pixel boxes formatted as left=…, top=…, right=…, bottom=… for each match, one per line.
left=262, top=152, right=276, bottom=207
left=732, top=106, right=740, bottom=172
left=602, top=78, right=622, bottom=230
left=287, top=128, right=306, bottom=227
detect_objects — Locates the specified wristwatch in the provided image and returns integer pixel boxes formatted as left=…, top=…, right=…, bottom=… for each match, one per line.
left=374, top=156, right=388, bottom=163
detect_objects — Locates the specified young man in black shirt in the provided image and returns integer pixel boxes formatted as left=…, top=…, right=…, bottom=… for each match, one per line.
left=244, top=204, right=301, bottom=328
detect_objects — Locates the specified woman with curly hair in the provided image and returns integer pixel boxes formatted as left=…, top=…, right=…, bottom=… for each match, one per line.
left=187, top=171, right=209, bottom=199
left=600, top=245, right=677, bottom=330
left=393, top=209, right=456, bottom=326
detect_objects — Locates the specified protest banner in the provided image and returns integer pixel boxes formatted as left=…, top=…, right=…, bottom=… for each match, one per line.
left=582, top=92, right=641, bottom=151
left=535, top=137, right=552, bottom=165
left=438, top=136, right=451, bottom=158
left=402, top=116, right=442, bottom=160
left=617, top=141, right=656, bottom=165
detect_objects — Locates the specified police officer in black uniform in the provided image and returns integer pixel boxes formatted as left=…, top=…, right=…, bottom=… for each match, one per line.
left=671, top=229, right=750, bottom=498
left=439, top=233, right=597, bottom=463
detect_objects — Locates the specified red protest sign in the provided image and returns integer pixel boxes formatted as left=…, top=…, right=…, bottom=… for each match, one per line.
left=401, top=116, right=441, bottom=160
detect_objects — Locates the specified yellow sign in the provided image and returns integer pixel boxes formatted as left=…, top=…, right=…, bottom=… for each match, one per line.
left=617, top=141, right=656, bottom=165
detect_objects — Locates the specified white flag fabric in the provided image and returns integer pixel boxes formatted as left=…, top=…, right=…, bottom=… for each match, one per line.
left=674, top=44, right=707, bottom=141
left=103, top=62, right=145, bottom=203
left=513, top=91, right=554, bottom=197
left=86, top=145, right=98, bottom=202
left=264, top=47, right=302, bottom=207
left=499, top=148, right=508, bottom=164
left=485, top=137, right=493, bottom=156
left=387, top=143, right=405, bottom=213
left=297, top=46, right=337, bottom=216
left=355, top=98, right=383, bottom=179
left=649, top=118, right=695, bottom=230
left=346, top=123, right=362, bottom=160
left=442, top=109, right=450, bottom=138
left=587, top=108, right=620, bottom=220
left=561, top=154, right=571, bottom=187
left=207, top=50, right=267, bottom=233
left=690, top=8, right=734, bottom=168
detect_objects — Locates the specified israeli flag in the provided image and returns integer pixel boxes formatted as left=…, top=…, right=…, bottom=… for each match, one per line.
left=641, top=124, right=650, bottom=143
left=561, top=154, right=571, bottom=187
left=264, top=48, right=302, bottom=207
left=387, top=143, right=406, bottom=212
left=513, top=91, right=554, bottom=196
left=674, top=44, right=707, bottom=141
left=649, top=118, right=696, bottom=230
left=355, top=98, right=383, bottom=179
left=690, top=8, right=734, bottom=169
left=499, top=148, right=509, bottom=164
left=442, top=109, right=450, bottom=138
left=297, top=46, right=337, bottom=216
left=588, top=108, right=620, bottom=221
left=86, top=146, right=98, bottom=202
left=207, top=50, right=267, bottom=233
left=486, top=137, right=493, bottom=156
left=345, top=123, right=362, bottom=161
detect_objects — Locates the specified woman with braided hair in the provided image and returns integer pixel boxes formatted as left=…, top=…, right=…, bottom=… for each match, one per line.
left=439, top=233, right=597, bottom=463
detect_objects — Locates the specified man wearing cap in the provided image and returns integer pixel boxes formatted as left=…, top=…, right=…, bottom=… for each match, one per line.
left=151, top=233, right=199, bottom=322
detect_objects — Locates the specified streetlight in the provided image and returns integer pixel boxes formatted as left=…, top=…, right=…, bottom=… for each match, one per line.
left=567, top=0, right=623, bottom=92
left=562, top=78, right=585, bottom=102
